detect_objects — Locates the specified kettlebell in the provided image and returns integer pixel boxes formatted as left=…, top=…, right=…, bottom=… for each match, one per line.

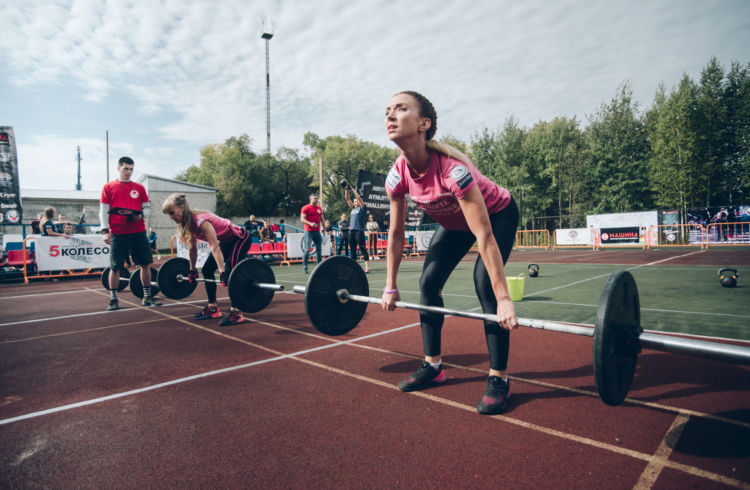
left=717, top=268, right=738, bottom=288
left=528, top=264, right=540, bottom=277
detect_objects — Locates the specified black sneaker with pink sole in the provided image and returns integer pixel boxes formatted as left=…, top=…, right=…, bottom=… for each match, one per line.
left=398, top=361, right=447, bottom=392
left=477, top=376, right=511, bottom=415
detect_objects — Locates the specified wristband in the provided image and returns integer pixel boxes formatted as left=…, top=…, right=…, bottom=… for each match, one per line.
left=383, top=288, right=398, bottom=294
left=101, top=228, right=110, bottom=234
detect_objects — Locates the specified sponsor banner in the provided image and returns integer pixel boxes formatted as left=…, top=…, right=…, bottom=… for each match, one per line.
left=285, top=233, right=332, bottom=259
left=555, top=228, right=593, bottom=246
left=599, top=227, right=640, bottom=245
left=0, top=127, right=22, bottom=224
left=415, top=230, right=435, bottom=252
left=357, top=169, right=423, bottom=228
left=35, top=235, right=111, bottom=271
left=175, top=239, right=211, bottom=268
left=587, top=211, right=658, bottom=230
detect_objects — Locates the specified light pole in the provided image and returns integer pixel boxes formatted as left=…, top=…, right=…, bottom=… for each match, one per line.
left=261, top=22, right=274, bottom=154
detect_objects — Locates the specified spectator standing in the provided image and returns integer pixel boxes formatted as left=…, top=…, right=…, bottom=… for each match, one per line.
left=55, top=214, right=68, bottom=234
left=100, top=156, right=161, bottom=311
left=300, top=193, right=324, bottom=274
left=40, top=207, right=68, bottom=238
left=148, top=227, right=160, bottom=259
left=243, top=214, right=260, bottom=240
left=345, top=185, right=371, bottom=273
left=365, top=214, right=380, bottom=258
left=30, top=213, right=43, bottom=234
left=75, top=208, right=87, bottom=234
left=336, top=213, right=350, bottom=255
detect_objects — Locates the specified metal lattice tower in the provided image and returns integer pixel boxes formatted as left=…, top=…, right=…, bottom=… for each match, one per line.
left=261, top=19, right=275, bottom=154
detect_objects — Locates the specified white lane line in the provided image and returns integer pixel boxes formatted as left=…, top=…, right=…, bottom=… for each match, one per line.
left=0, top=297, right=226, bottom=328
left=0, top=321, right=420, bottom=426
left=0, top=289, right=94, bottom=300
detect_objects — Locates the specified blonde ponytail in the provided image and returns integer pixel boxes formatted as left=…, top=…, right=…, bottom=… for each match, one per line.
left=426, top=140, right=473, bottom=167
left=162, top=193, right=205, bottom=245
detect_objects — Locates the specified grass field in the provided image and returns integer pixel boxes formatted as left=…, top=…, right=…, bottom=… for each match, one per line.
left=280, top=258, right=750, bottom=341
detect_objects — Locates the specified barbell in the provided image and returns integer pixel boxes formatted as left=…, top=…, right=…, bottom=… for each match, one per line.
left=150, top=255, right=750, bottom=406
left=155, top=257, right=284, bottom=313
left=100, top=266, right=160, bottom=298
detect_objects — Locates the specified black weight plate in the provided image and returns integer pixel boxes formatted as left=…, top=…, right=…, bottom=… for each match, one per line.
left=129, top=267, right=160, bottom=299
left=228, top=258, right=276, bottom=313
left=157, top=257, right=197, bottom=300
left=305, top=255, right=369, bottom=336
left=101, top=266, right=129, bottom=291
left=593, top=270, right=642, bottom=406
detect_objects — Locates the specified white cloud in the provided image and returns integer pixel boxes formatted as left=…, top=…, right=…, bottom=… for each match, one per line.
left=1, top=0, right=748, bottom=189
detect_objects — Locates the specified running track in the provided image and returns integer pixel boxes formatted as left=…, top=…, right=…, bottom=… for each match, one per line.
left=1, top=251, right=749, bottom=488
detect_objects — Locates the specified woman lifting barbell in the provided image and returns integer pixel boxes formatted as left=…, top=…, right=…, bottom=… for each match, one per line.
left=162, top=194, right=252, bottom=326
left=382, top=91, right=519, bottom=415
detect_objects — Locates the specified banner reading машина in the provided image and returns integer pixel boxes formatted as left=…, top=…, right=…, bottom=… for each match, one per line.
left=600, top=227, right=640, bottom=245
left=0, top=127, right=23, bottom=225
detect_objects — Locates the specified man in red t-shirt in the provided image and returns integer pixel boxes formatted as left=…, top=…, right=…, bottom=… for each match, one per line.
left=300, top=193, right=324, bottom=274
left=100, top=156, right=160, bottom=311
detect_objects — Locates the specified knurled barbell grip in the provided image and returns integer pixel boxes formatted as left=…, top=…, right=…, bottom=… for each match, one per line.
left=290, top=285, right=594, bottom=337
left=340, top=290, right=595, bottom=337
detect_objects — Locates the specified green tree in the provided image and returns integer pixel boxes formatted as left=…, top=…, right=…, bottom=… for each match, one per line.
left=586, top=84, right=652, bottom=213
left=303, top=132, right=398, bottom=220
left=696, top=57, right=728, bottom=206
left=723, top=61, right=750, bottom=203
left=520, top=122, right=555, bottom=228
left=176, top=134, right=313, bottom=217
left=469, top=118, right=529, bottom=225
left=645, top=77, right=701, bottom=221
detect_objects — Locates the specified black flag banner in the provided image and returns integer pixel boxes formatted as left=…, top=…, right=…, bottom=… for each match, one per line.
left=356, top=169, right=423, bottom=228
left=0, top=127, right=22, bottom=225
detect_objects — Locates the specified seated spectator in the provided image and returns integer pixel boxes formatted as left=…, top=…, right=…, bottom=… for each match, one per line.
left=259, top=220, right=276, bottom=243
left=40, top=206, right=69, bottom=239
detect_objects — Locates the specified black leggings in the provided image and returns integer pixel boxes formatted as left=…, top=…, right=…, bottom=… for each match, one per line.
left=348, top=229, right=369, bottom=262
left=202, top=230, right=252, bottom=306
left=419, top=198, right=519, bottom=370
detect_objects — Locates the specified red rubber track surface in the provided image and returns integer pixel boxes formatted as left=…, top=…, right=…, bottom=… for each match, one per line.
left=1, top=256, right=749, bottom=488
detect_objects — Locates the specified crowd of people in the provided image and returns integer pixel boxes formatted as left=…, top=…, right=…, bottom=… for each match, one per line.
left=30, top=207, right=87, bottom=237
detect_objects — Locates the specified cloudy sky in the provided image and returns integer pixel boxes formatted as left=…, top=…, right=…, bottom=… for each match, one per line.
left=1, top=0, right=748, bottom=192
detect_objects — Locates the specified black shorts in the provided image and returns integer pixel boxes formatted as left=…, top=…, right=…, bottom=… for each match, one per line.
left=110, top=232, right=153, bottom=269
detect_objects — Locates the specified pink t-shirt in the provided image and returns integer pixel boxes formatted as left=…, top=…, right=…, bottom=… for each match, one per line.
left=192, top=212, right=244, bottom=243
left=386, top=151, right=511, bottom=232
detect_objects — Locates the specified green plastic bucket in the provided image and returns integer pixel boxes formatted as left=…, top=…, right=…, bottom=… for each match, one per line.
left=506, top=274, right=525, bottom=301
